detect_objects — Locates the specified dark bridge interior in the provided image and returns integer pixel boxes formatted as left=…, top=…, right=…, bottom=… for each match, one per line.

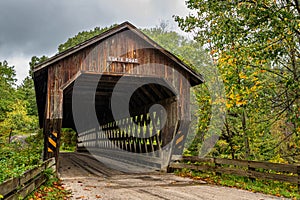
left=62, top=73, right=178, bottom=155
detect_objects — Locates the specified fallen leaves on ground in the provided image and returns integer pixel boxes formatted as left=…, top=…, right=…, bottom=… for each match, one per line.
left=27, top=179, right=71, bottom=200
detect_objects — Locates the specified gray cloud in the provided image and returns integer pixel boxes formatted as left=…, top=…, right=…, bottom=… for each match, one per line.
left=0, top=0, right=190, bottom=83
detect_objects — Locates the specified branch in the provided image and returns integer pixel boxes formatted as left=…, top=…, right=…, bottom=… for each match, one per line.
left=273, top=131, right=293, bottom=150
left=248, top=63, right=289, bottom=79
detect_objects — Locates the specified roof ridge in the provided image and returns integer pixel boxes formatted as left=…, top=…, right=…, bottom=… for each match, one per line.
left=33, top=21, right=203, bottom=83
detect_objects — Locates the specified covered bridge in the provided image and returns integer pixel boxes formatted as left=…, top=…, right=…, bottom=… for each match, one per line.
left=33, top=22, right=203, bottom=170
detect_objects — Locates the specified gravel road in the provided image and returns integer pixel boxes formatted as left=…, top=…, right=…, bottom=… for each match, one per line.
left=58, top=152, right=289, bottom=200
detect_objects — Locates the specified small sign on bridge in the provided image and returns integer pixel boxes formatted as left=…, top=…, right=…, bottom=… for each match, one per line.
left=48, top=132, right=58, bottom=153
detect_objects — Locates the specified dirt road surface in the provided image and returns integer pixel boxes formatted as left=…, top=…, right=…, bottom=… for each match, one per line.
left=59, top=153, right=289, bottom=200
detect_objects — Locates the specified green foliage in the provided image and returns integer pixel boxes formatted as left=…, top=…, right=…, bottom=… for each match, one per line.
left=0, top=60, right=39, bottom=143
left=60, top=128, right=77, bottom=152
left=142, top=24, right=210, bottom=73
left=0, top=59, right=41, bottom=184
left=0, top=61, right=16, bottom=121
left=176, top=0, right=300, bottom=162
left=17, top=77, right=38, bottom=116
left=58, top=24, right=117, bottom=53
left=29, top=55, right=48, bottom=77
left=0, top=100, right=38, bottom=139
left=0, top=132, right=43, bottom=183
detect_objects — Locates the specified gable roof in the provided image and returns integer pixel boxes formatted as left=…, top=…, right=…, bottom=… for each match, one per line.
left=33, top=21, right=204, bottom=84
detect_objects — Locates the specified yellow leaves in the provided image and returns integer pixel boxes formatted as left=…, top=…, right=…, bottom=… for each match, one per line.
left=255, top=60, right=261, bottom=65
left=226, top=102, right=232, bottom=109
left=232, top=145, right=239, bottom=150
left=250, top=85, right=257, bottom=92
left=227, top=58, right=235, bottom=66
left=246, top=65, right=251, bottom=70
left=217, top=53, right=237, bottom=66
left=219, top=57, right=225, bottom=63
left=260, top=59, right=267, bottom=64
left=239, top=72, right=247, bottom=79
left=228, top=91, right=247, bottom=107
left=229, top=92, right=235, bottom=100
left=236, top=99, right=247, bottom=106
left=269, top=155, right=288, bottom=164
left=296, top=127, right=300, bottom=134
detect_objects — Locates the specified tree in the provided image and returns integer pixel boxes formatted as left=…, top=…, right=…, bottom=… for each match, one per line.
left=175, top=0, right=300, bottom=161
left=16, top=56, right=49, bottom=117
left=142, top=24, right=210, bottom=72
left=29, top=55, right=48, bottom=78
left=17, top=76, right=38, bottom=116
left=58, top=25, right=117, bottom=53
left=0, top=100, right=38, bottom=142
left=0, top=59, right=43, bottom=145
left=0, top=61, right=16, bottom=121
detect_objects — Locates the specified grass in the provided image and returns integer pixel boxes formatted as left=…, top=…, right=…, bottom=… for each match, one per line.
left=174, top=168, right=300, bottom=199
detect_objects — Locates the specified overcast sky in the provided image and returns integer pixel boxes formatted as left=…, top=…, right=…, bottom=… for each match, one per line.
left=0, top=0, right=191, bottom=84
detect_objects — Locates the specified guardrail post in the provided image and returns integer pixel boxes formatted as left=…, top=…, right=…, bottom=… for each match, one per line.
left=247, top=161, right=255, bottom=182
left=214, top=158, right=221, bottom=176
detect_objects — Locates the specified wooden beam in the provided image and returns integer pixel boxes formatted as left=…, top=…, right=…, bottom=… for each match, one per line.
left=140, top=86, right=157, bottom=103
left=60, top=70, right=82, bottom=90
left=148, top=84, right=165, bottom=100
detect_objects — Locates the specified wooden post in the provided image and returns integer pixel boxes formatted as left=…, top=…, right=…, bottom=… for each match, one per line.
left=161, top=121, right=180, bottom=172
left=42, top=119, right=62, bottom=173
left=248, top=161, right=256, bottom=182
left=297, top=165, right=300, bottom=191
left=43, top=84, right=63, bottom=175
left=43, top=119, right=52, bottom=160
left=214, top=158, right=221, bottom=176
left=52, top=119, right=62, bottom=175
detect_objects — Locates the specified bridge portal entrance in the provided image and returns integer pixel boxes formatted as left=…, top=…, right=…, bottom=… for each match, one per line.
left=33, top=22, right=203, bottom=171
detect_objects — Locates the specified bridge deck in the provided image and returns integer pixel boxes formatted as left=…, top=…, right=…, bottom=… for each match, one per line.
left=58, top=152, right=284, bottom=200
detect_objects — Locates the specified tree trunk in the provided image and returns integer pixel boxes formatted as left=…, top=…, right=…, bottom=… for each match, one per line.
left=242, top=109, right=250, bottom=159
left=8, top=128, right=13, bottom=143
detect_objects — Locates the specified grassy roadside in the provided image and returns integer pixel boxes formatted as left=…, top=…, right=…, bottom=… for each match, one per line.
left=0, top=133, right=43, bottom=184
left=25, top=169, right=71, bottom=200
left=174, top=168, right=299, bottom=199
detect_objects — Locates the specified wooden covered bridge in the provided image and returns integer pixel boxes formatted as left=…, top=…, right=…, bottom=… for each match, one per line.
left=33, top=22, right=203, bottom=171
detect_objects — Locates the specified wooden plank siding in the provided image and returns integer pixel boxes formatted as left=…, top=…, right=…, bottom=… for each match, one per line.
left=44, top=28, right=193, bottom=130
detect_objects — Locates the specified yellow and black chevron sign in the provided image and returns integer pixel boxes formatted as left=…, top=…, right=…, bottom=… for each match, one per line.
left=48, top=132, right=57, bottom=153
